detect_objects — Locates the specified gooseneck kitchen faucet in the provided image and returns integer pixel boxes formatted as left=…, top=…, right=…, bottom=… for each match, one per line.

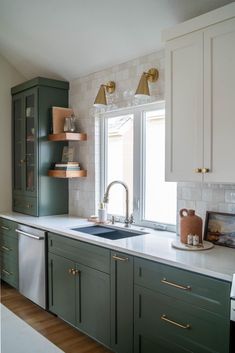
left=103, top=180, right=131, bottom=227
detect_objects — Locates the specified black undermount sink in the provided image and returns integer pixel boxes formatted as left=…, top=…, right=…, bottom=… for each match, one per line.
left=71, top=225, right=146, bottom=240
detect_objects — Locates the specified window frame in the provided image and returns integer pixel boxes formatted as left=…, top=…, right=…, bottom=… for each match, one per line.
left=99, top=101, right=176, bottom=232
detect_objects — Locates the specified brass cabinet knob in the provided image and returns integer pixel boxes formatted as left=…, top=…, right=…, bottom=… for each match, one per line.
left=194, top=168, right=202, bottom=173
left=68, top=268, right=79, bottom=275
left=202, top=168, right=210, bottom=174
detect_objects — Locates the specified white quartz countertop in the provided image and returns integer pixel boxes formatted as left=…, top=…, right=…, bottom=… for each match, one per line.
left=1, top=212, right=235, bottom=282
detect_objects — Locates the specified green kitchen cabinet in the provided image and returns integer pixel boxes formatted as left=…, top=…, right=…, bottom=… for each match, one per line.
left=76, top=263, right=110, bottom=345
left=48, top=234, right=111, bottom=346
left=110, top=251, right=134, bottom=353
left=0, top=218, right=18, bottom=288
left=11, top=77, right=69, bottom=216
left=48, top=252, right=76, bottom=325
left=134, top=257, right=231, bottom=353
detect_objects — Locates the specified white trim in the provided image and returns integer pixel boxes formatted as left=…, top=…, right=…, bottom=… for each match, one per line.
left=99, top=101, right=176, bottom=232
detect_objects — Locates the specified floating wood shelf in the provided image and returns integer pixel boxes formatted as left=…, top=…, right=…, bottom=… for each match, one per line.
left=48, top=170, right=87, bottom=178
left=48, top=133, right=87, bottom=141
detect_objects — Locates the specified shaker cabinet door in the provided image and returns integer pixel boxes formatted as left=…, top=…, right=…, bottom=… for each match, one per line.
left=75, top=263, right=110, bottom=347
left=48, top=253, right=76, bottom=326
left=165, top=31, right=204, bottom=182
left=203, top=18, right=235, bottom=182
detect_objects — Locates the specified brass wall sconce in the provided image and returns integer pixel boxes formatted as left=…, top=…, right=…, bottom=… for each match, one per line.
left=94, top=81, right=116, bottom=107
left=135, top=68, right=159, bottom=97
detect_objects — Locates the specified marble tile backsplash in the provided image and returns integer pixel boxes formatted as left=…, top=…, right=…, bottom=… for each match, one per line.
left=177, top=182, right=235, bottom=232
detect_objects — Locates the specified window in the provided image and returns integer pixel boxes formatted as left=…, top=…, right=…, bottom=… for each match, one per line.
left=100, top=102, right=176, bottom=231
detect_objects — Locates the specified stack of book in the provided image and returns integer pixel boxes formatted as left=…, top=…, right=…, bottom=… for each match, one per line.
left=53, top=162, right=80, bottom=170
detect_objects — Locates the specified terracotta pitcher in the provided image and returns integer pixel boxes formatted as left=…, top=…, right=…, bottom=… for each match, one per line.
left=179, top=209, right=203, bottom=244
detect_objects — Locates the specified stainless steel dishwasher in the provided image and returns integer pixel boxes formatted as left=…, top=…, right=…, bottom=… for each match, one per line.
left=16, top=224, right=46, bottom=309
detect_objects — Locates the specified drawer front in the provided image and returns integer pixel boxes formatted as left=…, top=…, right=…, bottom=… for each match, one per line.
left=134, top=285, right=230, bottom=353
left=0, top=218, right=17, bottom=237
left=1, top=256, right=18, bottom=288
left=0, top=234, right=18, bottom=259
left=48, top=232, right=110, bottom=274
left=13, top=196, right=38, bottom=216
left=134, top=257, right=230, bottom=316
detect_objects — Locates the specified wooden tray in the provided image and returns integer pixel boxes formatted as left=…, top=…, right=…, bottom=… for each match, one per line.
left=171, top=239, right=214, bottom=251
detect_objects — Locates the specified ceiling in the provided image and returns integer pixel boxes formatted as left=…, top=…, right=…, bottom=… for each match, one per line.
left=0, top=0, right=233, bottom=81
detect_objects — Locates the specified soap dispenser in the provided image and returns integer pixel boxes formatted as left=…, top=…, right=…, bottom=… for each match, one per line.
left=98, top=202, right=107, bottom=223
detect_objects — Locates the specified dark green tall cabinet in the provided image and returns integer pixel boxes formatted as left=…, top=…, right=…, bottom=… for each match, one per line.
left=11, top=77, right=69, bottom=216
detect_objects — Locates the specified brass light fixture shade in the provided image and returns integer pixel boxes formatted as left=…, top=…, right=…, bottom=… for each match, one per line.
left=94, top=81, right=116, bottom=107
left=135, top=68, right=159, bottom=97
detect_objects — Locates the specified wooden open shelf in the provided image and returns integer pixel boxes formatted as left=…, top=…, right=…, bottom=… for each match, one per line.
left=48, top=170, right=87, bottom=178
left=48, top=132, right=87, bottom=141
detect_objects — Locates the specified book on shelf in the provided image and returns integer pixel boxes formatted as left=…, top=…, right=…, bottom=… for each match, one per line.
left=54, top=166, right=81, bottom=171
left=55, top=162, right=80, bottom=167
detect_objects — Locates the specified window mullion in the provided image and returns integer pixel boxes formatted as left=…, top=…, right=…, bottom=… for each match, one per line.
left=133, top=110, right=142, bottom=224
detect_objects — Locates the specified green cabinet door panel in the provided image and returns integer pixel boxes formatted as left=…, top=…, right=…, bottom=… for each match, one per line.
left=111, top=251, right=134, bottom=353
left=134, top=285, right=230, bottom=353
left=48, top=253, right=76, bottom=325
left=75, top=264, right=110, bottom=346
left=134, top=257, right=231, bottom=317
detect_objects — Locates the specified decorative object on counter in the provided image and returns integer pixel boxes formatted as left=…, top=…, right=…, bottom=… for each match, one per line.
left=93, top=81, right=116, bottom=108
left=98, top=202, right=107, bottom=223
left=135, top=68, right=159, bottom=98
left=172, top=239, right=214, bottom=251
left=187, top=234, right=193, bottom=245
left=52, top=107, right=74, bottom=133
left=179, top=209, right=203, bottom=244
left=87, top=215, right=99, bottom=223
left=204, top=211, right=235, bottom=248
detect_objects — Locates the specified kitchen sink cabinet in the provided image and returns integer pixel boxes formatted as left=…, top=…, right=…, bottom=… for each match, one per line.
left=110, top=251, right=134, bottom=353
left=165, top=14, right=235, bottom=183
left=134, top=258, right=230, bottom=353
left=48, top=233, right=111, bottom=346
left=11, top=77, right=69, bottom=216
left=0, top=218, right=18, bottom=288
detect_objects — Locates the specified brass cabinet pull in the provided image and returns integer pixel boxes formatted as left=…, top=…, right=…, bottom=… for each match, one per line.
left=1, top=245, right=11, bottom=252
left=194, top=168, right=202, bottom=173
left=20, top=159, right=26, bottom=164
left=112, top=254, right=129, bottom=262
left=161, top=278, right=191, bottom=291
left=2, top=269, right=11, bottom=276
left=1, top=225, right=10, bottom=231
left=161, top=314, right=191, bottom=329
left=202, top=168, right=210, bottom=174
left=26, top=203, right=32, bottom=209
left=68, top=268, right=79, bottom=276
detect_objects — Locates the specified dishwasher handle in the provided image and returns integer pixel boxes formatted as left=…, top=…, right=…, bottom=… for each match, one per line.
left=16, top=229, right=44, bottom=240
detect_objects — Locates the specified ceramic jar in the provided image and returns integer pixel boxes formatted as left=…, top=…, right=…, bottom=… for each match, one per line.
left=179, top=209, right=203, bottom=244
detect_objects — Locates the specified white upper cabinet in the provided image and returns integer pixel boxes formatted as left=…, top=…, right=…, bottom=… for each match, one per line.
left=204, top=18, right=235, bottom=183
left=165, top=31, right=203, bottom=182
left=164, top=4, right=235, bottom=183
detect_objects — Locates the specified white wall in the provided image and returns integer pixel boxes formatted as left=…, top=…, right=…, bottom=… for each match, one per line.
left=0, top=54, right=25, bottom=212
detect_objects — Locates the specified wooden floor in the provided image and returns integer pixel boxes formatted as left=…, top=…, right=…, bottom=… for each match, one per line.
left=1, top=281, right=112, bottom=353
